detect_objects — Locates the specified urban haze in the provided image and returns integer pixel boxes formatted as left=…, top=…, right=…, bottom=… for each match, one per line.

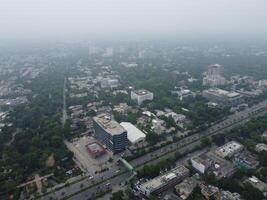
left=1, top=1, right=267, bottom=200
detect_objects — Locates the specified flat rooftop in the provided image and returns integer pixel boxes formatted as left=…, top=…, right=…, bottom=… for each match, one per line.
left=192, top=153, right=212, bottom=167
left=93, top=114, right=126, bottom=136
left=205, top=88, right=240, bottom=98
left=133, top=89, right=152, bottom=96
left=120, top=122, right=146, bottom=143
left=216, top=141, right=243, bottom=157
left=140, top=165, right=189, bottom=192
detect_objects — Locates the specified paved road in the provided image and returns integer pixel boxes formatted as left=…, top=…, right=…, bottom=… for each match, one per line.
left=129, top=99, right=267, bottom=168
left=39, top=99, right=267, bottom=200
left=68, top=172, right=131, bottom=200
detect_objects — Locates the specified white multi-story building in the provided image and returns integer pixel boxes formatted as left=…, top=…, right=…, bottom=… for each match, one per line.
left=131, top=89, right=153, bottom=105
left=191, top=154, right=212, bottom=174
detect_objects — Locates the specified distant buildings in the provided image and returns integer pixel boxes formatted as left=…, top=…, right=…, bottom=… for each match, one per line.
left=259, top=79, right=267, bottom=88
left=202, top=88, right=243, bottom=107
left=203, top=64, right=227, bottom=86
left=131, top=89, right=153, bottom=105
left=139, top=165, right=190, bottom=197
left=245, top=176, right=267, bottom=196
left=151, top=118, right=166, bottom=135
left=221, top=190, right=243, bottom=200
left=0, top=96, right=28, bottom=107
left=261, top=131, right=267, bottom=141
left=215, top=141, right=244, bottom=158
left=100, top=78, right=119, bottom=89
left=93, top=114, right=128, bottom=153
left=165, top=112, right=186, bottom=125
left=255, top=143, right=267, bottom=153
left=120, top=122, right=146, bottom=145
left=113, top=103, right=130, bottom=114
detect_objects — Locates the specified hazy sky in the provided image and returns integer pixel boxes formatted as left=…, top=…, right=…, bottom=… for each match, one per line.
left=1, top=0, right=267, bottom=40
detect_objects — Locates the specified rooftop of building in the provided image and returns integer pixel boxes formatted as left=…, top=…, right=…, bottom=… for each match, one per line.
left=140, top=165, right=189, bottom=192
left=208, top=64, right=223, bottom=68
left=175, top=177, right=198, bottom=199
left=246, top=176, right=267, bottom=192
left=255, top=143, right=267, bottom=152
left=207, top=151, right=236, bottom=178
left=204, top=88, right=240, bottom=98
left=200, top=183, right=220, bottom=196
left=216, top=141, right=243, bottom=158
left=120, top=122, right=146, bottom=143
left=85, top=142, right=106, bottom=156
left=191, top=153, right=212, bottom=167
left=235, top=150, right=259, bottom=166
left=132, top=89, right=153, bottom=96
left=93, top=113, right=126, bottom=136
left=221, top=190, right=242, bottom=200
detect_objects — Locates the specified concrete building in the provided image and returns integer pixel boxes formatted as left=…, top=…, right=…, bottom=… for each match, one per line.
left=203, top=64, right=227, bottom=87
left=215, top=141, right=244, bottom=158
left=191, top=154, right=212, bottom=174
left=207, top=64, right=224, bottom=76
left=246, top=176, right=267, bottom=196
left=233, top=151, right=259, bottom=170
left=93, top=114, right=128, bottom=153
left=202, top=88, right=243, bottom=107
left=259, top=79, right=267, bottom=88
left=221, top=190, right=243, bottom=200
left=120, top=122, right=146, bottom=144
left=262, top=131, right=267, bottom=141
left=255, top=143, right=267, bottom=152
left=113, top=103, right=130, bottom=114
left=192, top=151, right=236, bottom=178
left=164, top=112, right=186, bottom=125
left=85, top=142, right=106, bottom=158
left=208, top=151, right=236, bottom=178
left=131, top=89, right=153, bottom=105
left=200, top=183, right=221, bottom=200
left=139, top=165, right=190, bottom=197
left=175, top=177, right=198, bottom=200
left=100, top=78, right=119, bottom=89
left=151, top=118, right=166, bottom=135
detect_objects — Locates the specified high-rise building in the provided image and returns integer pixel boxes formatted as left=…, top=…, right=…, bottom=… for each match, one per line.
left=93, top=114, right=128, bottom=153
left=207, top=64, right=224, bottom=76
left=203, top=64, right=227, bottom=86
